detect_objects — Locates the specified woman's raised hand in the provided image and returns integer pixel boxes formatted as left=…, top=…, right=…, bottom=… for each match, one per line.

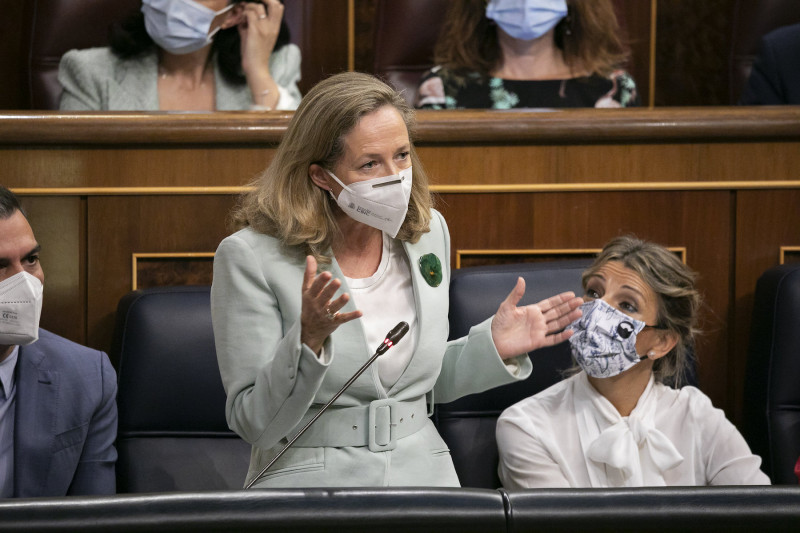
left=490, top=277, right=583, bottom=360
left=237, top=0, right=283, bottom=108
left=300, top=255, right=362, bottom=356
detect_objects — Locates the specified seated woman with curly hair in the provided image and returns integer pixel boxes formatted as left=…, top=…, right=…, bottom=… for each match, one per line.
left=416, top=0, right=639, bottom=109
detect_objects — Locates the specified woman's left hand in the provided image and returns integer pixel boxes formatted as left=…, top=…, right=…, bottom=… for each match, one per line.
left=237, top=0, right=283, bottom=108
left=491, top=277, right=583, bottom=360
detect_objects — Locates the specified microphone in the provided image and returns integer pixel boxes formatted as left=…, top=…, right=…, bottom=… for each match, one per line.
left=244, top=321, right=410, bottom=489
left=376, top=321, right=410, bottom=355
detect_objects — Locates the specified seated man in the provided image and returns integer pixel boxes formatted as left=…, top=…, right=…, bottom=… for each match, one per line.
left=0, top=186, right=117, bottom=498
left=739, top=22, right=800, bottom=105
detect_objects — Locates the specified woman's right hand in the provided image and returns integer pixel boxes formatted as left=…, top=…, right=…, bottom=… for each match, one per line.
left=237, top=0, right=283, bottom=109
left=300, top=255, right=362, bottom=356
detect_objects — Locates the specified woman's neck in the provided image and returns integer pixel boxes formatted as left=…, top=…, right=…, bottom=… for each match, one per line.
left=587, top=360, right=655, bottom=417
left=491, top=28, right=577, bottom=80
left=157, top=47, right=216, bottom=111
left=332, top=214, right=384, bottom=279
left=158, top=47, right=214, bottom=89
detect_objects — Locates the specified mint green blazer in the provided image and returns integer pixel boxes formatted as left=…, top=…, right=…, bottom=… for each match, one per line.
left=211, top=210, right=532, bottom=487
left=57, top=45, right=302, bottom=111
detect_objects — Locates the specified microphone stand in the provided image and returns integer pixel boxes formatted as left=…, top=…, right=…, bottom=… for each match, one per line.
left=244, top=322, right=409, bottom=489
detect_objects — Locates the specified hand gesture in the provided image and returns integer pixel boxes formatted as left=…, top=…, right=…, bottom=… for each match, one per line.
left=227, top=0, right=283, bottom=108
left=300, top=256, right=362, bottom=356
left=490, top=277, right=583, bottom=360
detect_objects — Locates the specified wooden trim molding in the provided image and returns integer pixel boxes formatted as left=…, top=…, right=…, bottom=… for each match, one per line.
left=132, top=252, right=215, bottom=290
left=10, top=182, right=800, bottom=197
left=455, top=247, right=687, bottom=269
left=2, top=108, right=800, bottom=145
left=779, top=246, right=800, bottom=265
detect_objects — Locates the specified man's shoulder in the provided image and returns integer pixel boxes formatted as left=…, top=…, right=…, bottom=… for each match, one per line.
left=764, top=23, right=800, bottom=48
left=28, top=329, right=106, bottom=369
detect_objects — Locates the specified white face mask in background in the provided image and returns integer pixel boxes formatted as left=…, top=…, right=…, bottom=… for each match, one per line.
left=142, top=0, right=234, bottom=55
left=567, top=298, right=650, bottom=378
left=486, top=0, right=568, bottom=41
left=0, top=271, right=43, bottom=347
left=325, top=166, right=413, bottom=239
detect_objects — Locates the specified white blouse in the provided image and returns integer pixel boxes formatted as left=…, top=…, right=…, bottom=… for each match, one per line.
left=345, top=233, right=417, bottom=389
left=496, top=372, right=771, bottom=488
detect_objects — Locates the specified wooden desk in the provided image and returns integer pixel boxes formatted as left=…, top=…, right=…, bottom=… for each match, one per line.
left=2, top=107, right=799, bottom=424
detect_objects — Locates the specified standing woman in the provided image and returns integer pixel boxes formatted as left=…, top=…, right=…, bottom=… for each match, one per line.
left=58, top=0, right=301, bottom=111
left=211, top=72, right=583, bottom=488
left=416, top=0, right=638, bottom=109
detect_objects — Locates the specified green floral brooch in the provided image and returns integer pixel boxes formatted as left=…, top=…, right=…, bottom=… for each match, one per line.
left=419, top=253, right=442, bottom=287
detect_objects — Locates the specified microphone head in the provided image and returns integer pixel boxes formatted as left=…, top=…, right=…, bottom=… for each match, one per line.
left=387, top=321, right=410, bottom=343
left=376, top=321, right=410, bottom=355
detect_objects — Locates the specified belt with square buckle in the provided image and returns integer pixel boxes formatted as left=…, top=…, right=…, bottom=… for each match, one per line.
left=291, top=396, right=428, bottom=451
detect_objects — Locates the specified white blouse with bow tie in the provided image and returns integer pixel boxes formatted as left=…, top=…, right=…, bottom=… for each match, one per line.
left=496, top=372, right=770, bottom=488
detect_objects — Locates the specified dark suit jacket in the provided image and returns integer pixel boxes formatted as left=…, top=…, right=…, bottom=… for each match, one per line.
left=13, top=329, right=117, bottom=497
left=740, top=23, right=800, bottom=105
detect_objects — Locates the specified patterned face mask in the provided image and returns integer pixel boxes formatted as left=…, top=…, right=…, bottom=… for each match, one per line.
left=567, top=298, right=652, bottom=378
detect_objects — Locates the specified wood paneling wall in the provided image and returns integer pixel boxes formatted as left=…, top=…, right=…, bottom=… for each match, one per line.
left=2, top=107, right=799, bottom=429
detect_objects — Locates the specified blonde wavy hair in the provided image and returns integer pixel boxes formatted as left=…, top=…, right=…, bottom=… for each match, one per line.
left=581, top=236, right=703, bottom=386
left=231, top=72, right=433, bottom=263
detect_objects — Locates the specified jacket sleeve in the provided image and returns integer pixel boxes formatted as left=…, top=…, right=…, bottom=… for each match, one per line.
left=429, top=210, right=532, bottom=404
left=67, top=351, right=118, bottom=495
left=211, top=234, right=331, bottom=449
left=496, top=402, right=571, bottom=489
left=689, top=389, right=771, bottom=485
left=270, top=43, right=303, bottom=110
left=57, top=49, right=104, bottom=111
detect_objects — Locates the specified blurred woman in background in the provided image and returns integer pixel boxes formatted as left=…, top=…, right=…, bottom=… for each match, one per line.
left=416, top=0, right=638, bottom=109
left=58, top=0, right=301, bottom=111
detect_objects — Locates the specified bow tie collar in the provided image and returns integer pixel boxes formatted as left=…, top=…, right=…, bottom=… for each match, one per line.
left=576, top=372, right=684, bottom=486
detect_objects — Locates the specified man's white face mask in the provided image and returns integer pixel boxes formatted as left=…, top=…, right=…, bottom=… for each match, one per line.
left=0, top=271, right=43, bottom=346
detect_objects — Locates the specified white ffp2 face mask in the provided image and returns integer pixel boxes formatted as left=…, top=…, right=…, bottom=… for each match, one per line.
left=486, top=0, right=568, bottom=41
left=567, top=298, right=648, bottom=378
left=142, top=0, right=234, bottom=55
left=325, top=166, right=413, bottom=238
left=0, top=271, right=43, bottom=347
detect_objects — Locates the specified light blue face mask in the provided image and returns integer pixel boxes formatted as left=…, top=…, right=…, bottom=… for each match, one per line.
left=142, top=0, right=234, bottom=55
left=486, top=0, right=568, bottom=41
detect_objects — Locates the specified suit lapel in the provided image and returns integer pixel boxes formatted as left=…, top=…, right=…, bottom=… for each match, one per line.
left=386, top=228, right=449, bottom=395
left=109, top=52, right=159, bottom=110
left=321, top=257, right=381, bottom=398
left=214, top=60, right=251, bottom=110
left=13, top=341, right=58, bottom=497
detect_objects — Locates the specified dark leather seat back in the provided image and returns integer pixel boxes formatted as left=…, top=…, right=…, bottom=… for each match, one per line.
left=439, top=259, right=591, bottom=488
left=111, top=286, right=250, bottom=493
left=372, top=0, right=449, bottom=105
left=21, top=0, right=141, bottom=109
left=729, top=0, right=800, bottom=103
left=742, top=262, right=800, bottom=484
